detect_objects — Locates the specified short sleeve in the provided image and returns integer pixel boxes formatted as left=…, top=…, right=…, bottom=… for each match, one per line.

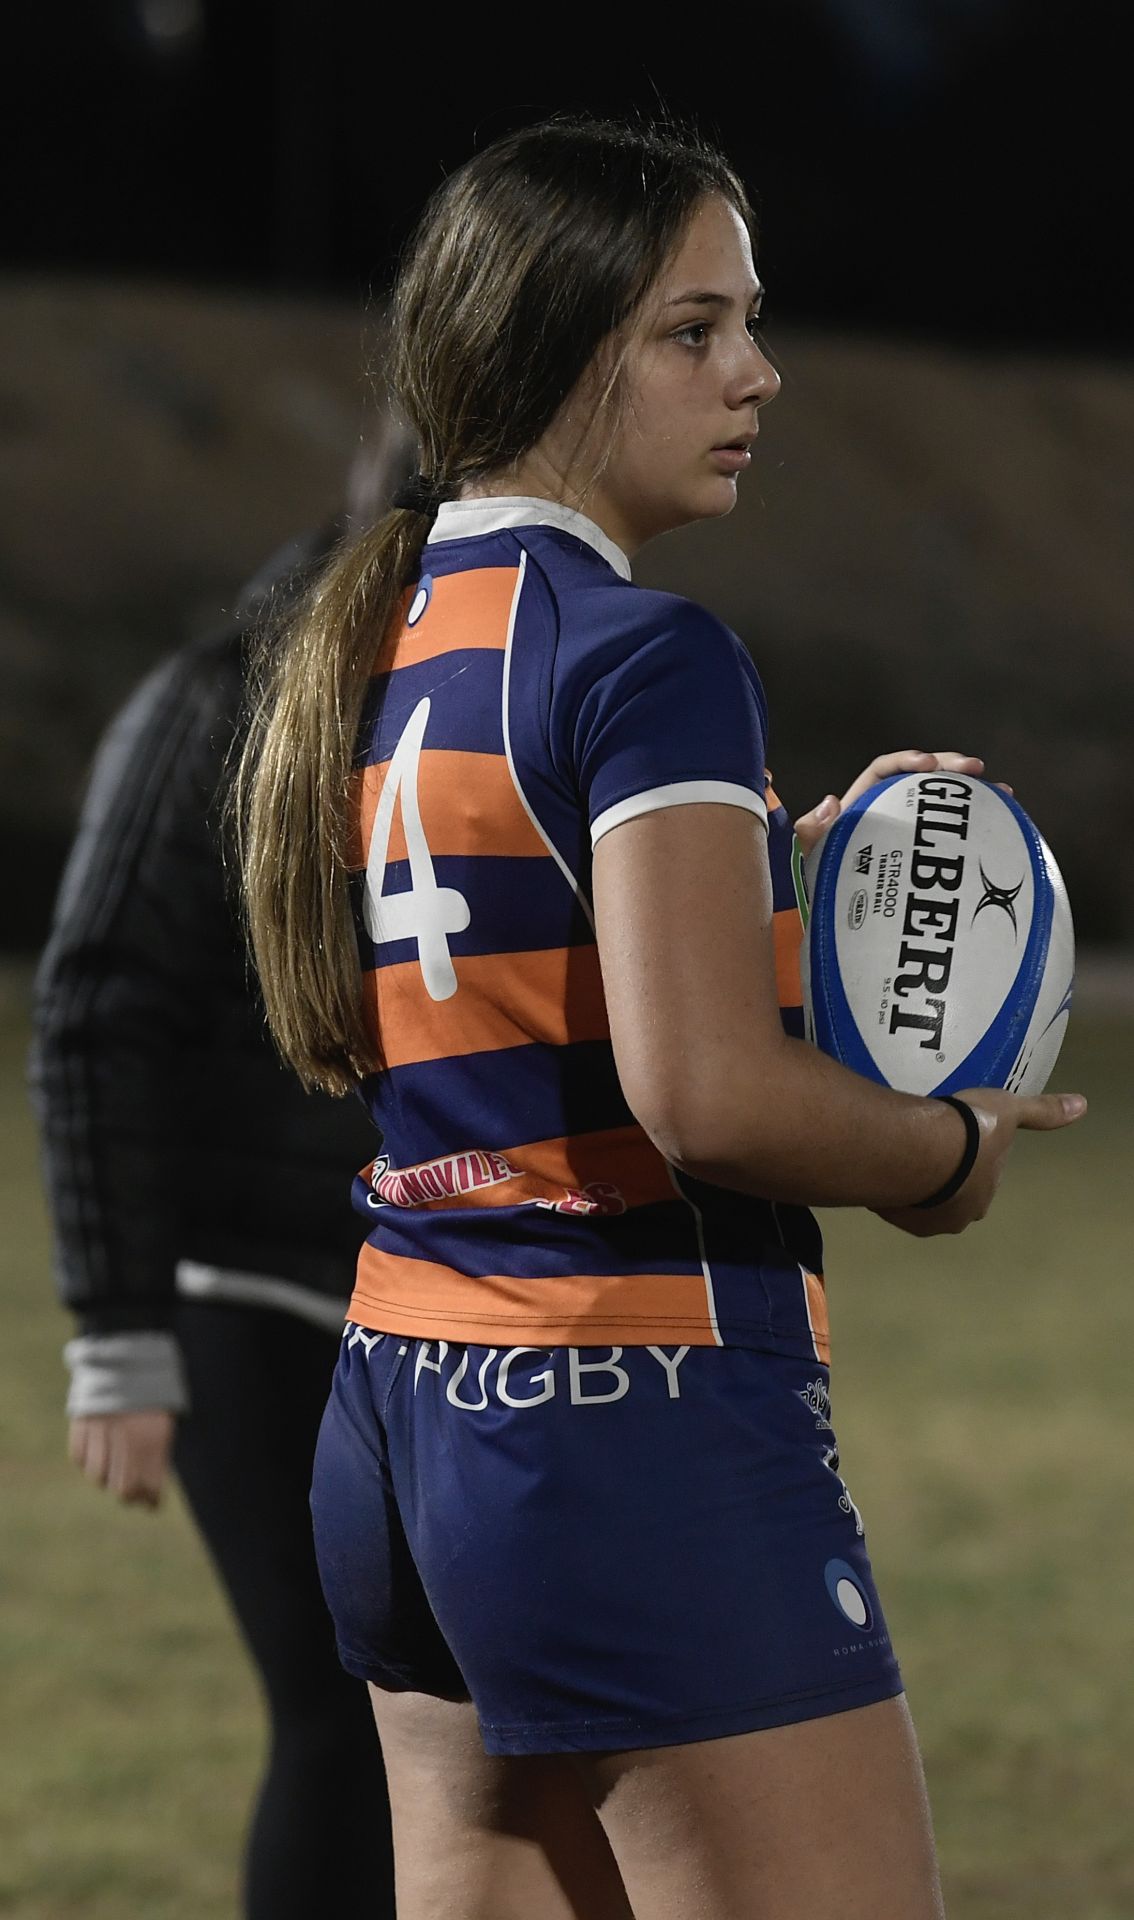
left=563, top=596, right=769, bottom=850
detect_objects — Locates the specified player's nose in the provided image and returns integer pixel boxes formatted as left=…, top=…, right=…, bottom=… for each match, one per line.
left=733, top=339, right=780, bottom=411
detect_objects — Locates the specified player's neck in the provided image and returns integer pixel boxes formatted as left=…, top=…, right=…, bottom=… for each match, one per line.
left=460, top=460, right=646, bottom=562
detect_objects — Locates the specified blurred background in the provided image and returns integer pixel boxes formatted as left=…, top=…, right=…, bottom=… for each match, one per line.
left=2, top=3, right=1131, bottom=1915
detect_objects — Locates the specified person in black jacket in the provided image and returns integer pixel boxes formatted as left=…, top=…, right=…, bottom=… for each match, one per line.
left=30, top=492, right=399, bottom=1918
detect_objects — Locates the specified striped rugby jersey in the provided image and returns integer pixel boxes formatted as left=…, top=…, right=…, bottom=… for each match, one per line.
left=346, top=497, right=828, bottom=1362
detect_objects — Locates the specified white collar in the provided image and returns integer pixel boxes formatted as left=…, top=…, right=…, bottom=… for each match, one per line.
left=427, top=495, right=632, bottom=582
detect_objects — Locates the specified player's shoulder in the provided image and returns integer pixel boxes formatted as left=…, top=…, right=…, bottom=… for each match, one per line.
left=545, top=564, right=762, bottom=711
left=612, top=581, right=745, bottom=657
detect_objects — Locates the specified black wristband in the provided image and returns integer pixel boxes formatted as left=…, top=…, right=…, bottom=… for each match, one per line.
left=911, top=1095, right=982, bottom=1209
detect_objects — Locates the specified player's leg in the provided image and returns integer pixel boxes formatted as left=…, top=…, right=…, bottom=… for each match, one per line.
left=173, top=1301, right=394, bottom=1920
left=573, top=1692, right=945, bottom=1920
left=319, top=1334, right=929, bottom=1920
left=369, top=1686, right=635, bottom=1920
left=311, top=1329, right=632, bottom=1917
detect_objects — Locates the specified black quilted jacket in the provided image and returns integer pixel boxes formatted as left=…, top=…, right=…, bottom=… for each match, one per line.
left=29, top=528, right=377, bottom=1338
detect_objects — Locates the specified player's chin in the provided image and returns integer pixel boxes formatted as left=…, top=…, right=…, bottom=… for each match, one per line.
left=648, top=473, right=738, bottom=535
left=694, top=471, right=741, bottom=520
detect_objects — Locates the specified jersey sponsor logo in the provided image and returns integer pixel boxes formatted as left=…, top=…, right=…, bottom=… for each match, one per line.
left=366, top=1150, right=627, bottom=1216
left=532, top=1180, right=627, bottom=1218
left=368, top=1147, right=515, bottom=1208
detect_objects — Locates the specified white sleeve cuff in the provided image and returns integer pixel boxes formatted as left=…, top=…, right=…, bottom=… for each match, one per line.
left=64, top=1332, right=190, bottom=1417
left=591, top=780, right=769, bottom=850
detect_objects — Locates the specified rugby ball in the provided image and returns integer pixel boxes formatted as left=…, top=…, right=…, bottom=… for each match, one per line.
left=799, top=774, right=1074, bottom=1096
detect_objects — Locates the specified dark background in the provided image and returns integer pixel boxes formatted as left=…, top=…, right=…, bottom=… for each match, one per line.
left=12, top=0, right=1126, bottom=349
left=3, top=0, right=1130, bottom=950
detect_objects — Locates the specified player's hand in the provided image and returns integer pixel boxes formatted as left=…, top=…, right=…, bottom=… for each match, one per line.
left=793, top=749, right=1010, bottom=858
left=873, top=1086, right=1087, bottom=1238
left=69, top=1410, right=175, bottom=1509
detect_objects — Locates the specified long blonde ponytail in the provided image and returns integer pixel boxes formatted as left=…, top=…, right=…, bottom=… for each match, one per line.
left=238, top=509, right=426, bottom=1094
left=237, top=115, right=754, bottom=1097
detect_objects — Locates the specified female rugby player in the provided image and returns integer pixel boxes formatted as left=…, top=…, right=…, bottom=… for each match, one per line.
left=239, top=116, right=1086, bottom=1920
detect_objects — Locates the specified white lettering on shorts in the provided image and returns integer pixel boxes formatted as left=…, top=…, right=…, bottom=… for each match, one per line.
left=414, top=1339, right=448, bottom=1391
left=647, top=1345, right=691, bottom=1398
left=497, top=1348, right=556, bottom=1407
left=406, top=1342, right=692, bottom=1412
left=445, top=1348, right=498, bottom=1410
left=345, top=1325, right=385, bottom=1358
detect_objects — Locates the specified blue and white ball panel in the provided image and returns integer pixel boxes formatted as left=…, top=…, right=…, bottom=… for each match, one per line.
left=800, top=774, right=1074, bottom=1098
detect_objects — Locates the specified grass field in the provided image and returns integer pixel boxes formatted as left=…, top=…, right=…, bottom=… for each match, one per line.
left=2, top=972, right=1132, bottom=1918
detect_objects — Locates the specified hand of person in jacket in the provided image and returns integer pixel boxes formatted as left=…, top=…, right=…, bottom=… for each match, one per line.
left=69, top=1410, right=175, bottom=1509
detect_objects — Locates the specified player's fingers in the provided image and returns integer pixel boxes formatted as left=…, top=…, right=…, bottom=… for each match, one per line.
left=837, top=749, right=937, bottom=810
left=793, top=794, right=840, bottom=855
left=798, top=752, right=991, bottom=851
left=1015, top=1092, right=1088, bottom=1130
left=927, top=751, right=985, bottom=772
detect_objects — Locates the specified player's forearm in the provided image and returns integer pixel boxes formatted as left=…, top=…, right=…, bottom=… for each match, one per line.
left=662, top=1032, right=968, bottom=1209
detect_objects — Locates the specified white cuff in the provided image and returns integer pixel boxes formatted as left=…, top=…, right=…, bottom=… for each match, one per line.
left=64, top=1332, right=189, bottom=1418
left=591, top=780, right=769, bottom=849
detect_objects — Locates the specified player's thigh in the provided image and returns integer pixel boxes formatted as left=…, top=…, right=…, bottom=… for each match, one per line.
left=575, top=1693, right=945, bottom=1920
left=369, top=1686, right=634, bottom=1920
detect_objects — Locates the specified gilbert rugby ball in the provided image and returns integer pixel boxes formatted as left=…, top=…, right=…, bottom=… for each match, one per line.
left=800, top=773, right=1074, bottom=1097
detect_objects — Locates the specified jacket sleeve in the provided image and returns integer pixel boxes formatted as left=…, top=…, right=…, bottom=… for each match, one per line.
left=29, top=638, right=250, bottom=1409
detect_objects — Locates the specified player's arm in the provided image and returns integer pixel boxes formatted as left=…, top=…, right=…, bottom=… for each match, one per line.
left=593, top=800, right=1083, bottom=1221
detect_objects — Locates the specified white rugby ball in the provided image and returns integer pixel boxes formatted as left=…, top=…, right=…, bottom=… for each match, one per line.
left=800, top=773, right=1074, bottom=1096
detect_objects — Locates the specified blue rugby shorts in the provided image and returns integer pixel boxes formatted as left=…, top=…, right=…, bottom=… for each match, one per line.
left=310, top=1327, right=904, bottom=1755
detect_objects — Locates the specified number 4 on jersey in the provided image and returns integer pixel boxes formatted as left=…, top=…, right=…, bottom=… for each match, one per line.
left=362, top=696, right=470, bottom=1001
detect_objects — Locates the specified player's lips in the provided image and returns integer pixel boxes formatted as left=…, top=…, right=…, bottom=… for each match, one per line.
left=709, top=433, right=755, bottom=473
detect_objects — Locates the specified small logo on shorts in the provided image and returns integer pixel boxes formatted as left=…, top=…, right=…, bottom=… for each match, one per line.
left=824, top=1558, right=874, bottom=1631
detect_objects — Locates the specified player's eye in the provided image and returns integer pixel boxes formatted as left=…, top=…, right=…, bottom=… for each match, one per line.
left=671, top=310, right=765, bottom=348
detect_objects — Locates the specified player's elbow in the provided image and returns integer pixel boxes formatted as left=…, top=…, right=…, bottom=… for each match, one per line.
left=621, top=1047, right=784, bottom=1180
left=628, top=1096, right=697, bottom=1172
left=616, top=1054, right=700, bottom=1169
